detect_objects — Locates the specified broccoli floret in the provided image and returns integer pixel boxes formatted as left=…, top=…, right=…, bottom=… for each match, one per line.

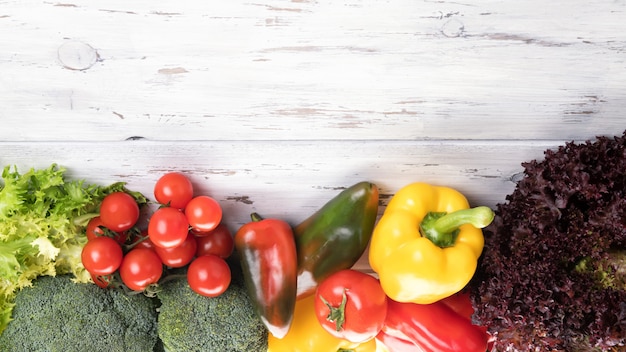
left=0, top=275, right=159, bottom=352
left=157, top=268, right=268, bottom=352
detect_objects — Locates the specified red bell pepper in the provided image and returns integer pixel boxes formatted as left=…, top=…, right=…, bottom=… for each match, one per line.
left=376, top=329, right=422, bottom=352
left=439, top=290, right=476, bottom=321
left=378, top=292, right=489, bottom=352
left=234, top=213, right=298, bottom=339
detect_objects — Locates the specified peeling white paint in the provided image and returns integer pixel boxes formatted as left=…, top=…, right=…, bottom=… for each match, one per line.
left=0, top=0, right=623, bottom=141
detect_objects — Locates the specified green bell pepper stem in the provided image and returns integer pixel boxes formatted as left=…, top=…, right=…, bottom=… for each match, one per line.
left=420, top=206, right=494, bottom=248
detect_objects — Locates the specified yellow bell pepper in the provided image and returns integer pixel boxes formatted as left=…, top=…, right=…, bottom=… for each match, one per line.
left=268, top=294, right=377, bottom=352
left=368, top=182, right=494, bottom=304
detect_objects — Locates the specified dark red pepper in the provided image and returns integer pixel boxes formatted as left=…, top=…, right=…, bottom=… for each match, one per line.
left=234, top=213, right=298, bottom=339
left=379, top=292, right=489, bottom=352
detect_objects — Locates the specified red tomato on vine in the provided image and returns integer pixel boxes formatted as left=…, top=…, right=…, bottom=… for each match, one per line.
left=187, top=255, right=231, bottom=297
left=99, top=192, right=140, bottom=232
left=193, top=223, right=234, bottom=258
left=154, top=172, right=194, bottom=209
left=155, top=232, right=197, bottom=268
left=148, top=207, right=189, bottom=249
left=185, top=195, right=222, bottom=233
left=86, top=216, right=127, bottom=244
left=119, top=248, right=163, bottom=291
left=81, top=236, right=123, bottom=276
left=314, top=269, right=388, bottom=343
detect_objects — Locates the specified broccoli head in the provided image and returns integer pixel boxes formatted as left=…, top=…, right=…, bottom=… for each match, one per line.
left=0, top=275, right=159, bottom=352
left=157, top=269, right=268, bottom=352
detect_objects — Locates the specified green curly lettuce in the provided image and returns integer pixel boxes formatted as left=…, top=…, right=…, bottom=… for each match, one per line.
left=0, top=164, right=147, bottom=334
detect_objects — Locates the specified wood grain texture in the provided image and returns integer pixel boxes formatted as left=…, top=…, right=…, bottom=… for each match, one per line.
left=0, top=139, right=555, bottom=226
left=1, top=0, right=624, bottom=141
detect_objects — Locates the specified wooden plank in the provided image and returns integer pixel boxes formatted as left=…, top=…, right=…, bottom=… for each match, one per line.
left=0, top=139, right=558, bottom=226
left=1, top=0, right=625, bottom=141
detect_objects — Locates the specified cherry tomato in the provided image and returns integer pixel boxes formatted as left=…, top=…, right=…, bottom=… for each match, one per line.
left=114, top=232, right=129, bottom=245
left=131, top=230, right=155, bottom=250
left=81, top=236, right=123, bottom=276
left=86, top=216, right=128, bottom=244
left=314, top=269, right=388, bottom=343
left=90, top=273, right=113, bottom=289
left=119, top=248, right=163, bottom=291
left=187, top=255, right=231, bottom=297
left=155, top=232, right=197, bottom=268
left=185, top=195, right=222, bottom=233
left=194, top=223, right=234, bottom=258
left=154, top=172, right=194, bottom=209
left=148, top=207, right=189, bottom=249
left=85, top=216, right=106, bottom=241
left=99, top=192, right=140, bottom=232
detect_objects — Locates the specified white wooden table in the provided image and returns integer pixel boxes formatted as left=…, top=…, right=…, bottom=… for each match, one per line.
left=1, top=1, right=625, bottom=270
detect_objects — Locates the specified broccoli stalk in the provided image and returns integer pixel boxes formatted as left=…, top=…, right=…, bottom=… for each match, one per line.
left=0, top=275, right=159, bottom=352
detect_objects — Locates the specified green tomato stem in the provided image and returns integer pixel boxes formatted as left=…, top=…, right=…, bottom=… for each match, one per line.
left=321, top=289, right=348, bottom=332
left=250, top=212, right=264, bottom=222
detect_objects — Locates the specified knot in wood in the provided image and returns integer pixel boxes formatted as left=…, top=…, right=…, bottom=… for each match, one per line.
left=57, top=40, right=99, bottom=70
left=441, top=18, right=465, bottom=38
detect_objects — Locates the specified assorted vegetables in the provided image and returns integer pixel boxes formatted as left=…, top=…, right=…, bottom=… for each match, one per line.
left=0, top=164, right=146, bottom=334
left=3, top=132, right=623, bottom=352
left=0, top=165, right=492, bottom=351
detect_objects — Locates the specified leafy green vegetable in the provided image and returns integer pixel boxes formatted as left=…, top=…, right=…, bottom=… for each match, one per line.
left=0, top=275, right=159, bottom=352
left=0, top=164, right=146, bottom=334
